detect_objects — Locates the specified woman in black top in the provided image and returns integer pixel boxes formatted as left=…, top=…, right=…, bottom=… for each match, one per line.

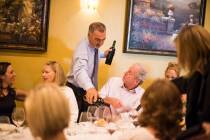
left=0, top=62, right=27, bottom=123
left=173, top=25, right=210, bottom=138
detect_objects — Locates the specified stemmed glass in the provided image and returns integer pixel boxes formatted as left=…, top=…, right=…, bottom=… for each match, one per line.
left=79, top=112, right=90, bottom=122
left=87, top=106, right=98, bottom=123
left=102, top=106, right=112, bottom=123
left=0, top=116, right=10, bottom=124
left=12, top=107, right=25, bottom=132
left=101, top=106, right=118, bottom=134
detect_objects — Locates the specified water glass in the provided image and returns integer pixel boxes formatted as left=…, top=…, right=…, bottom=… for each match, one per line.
left=102, top=106, right=112, bottom=122
left=0, top=116, right=10, bottom=124
left=12, top=107, right=25, bottom=128
left=87, top=106, right=98, bottom=122
left=79, top=112, right=89, bottom=122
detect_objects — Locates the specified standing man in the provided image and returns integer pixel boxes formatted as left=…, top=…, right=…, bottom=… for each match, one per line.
left=66, top=22, right=110, bottom=115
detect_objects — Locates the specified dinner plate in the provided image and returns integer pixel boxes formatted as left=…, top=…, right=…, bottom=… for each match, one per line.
left=0, top=123, right=16, bottom=131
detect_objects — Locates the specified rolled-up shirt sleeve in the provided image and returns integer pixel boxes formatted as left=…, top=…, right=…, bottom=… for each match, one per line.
left=67, top=38, right=98, bottom=91
left=73, top=56, right=94, bottom=90
left=99, top=51, right=105, bottom=58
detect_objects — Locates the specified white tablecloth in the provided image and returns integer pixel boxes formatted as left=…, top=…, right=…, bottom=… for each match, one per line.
left=0, top=117, right=135, bottom=140
left=0, top=123, right=118, bottom=140
left=68, top=133, right=118, bottom=140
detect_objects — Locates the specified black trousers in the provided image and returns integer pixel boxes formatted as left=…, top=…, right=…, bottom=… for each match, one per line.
left=66, top=82, right=89, bottom=122
left=176, top=124, right=205, bottom=140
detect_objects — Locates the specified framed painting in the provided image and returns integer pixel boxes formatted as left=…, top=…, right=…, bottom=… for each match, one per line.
left=123, top=0, right=206, bottom=56
left=0, top=0, right=50, bottom=51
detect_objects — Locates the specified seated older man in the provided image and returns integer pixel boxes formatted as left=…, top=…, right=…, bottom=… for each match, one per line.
left=100, top=63, right=147, bottom=112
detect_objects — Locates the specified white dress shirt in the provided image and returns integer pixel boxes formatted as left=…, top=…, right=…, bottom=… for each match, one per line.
left=100, top=77, right=144, bottom=110
left=61, top=86, right=79, bottom=124
left=67, top=38, right=99, bottom=90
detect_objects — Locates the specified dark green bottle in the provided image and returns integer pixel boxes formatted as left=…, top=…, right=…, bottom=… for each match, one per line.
left=105, top=40, right=116, bottom=65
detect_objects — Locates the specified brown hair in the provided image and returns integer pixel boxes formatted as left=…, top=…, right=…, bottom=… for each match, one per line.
left=0, top=62, right=11, bottom=95
left=138, top=79, right=183, bottom=140
left=88, top=22, right=106, bottom=33
left=175, top=25, right=210, bottom=77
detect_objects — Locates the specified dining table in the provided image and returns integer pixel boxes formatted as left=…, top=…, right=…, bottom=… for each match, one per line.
left=0, top=112, right=136, bottom=140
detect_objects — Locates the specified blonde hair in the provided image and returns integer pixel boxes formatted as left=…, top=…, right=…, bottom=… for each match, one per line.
left=25, top=83, right=70, bottom=139
left=138, top=79, right=183, bottom=140
left=165, top=62, right=180, bottom=77
left=45, top=61, right=66, bottom=86
left=175, top=25, right=210, bottom=77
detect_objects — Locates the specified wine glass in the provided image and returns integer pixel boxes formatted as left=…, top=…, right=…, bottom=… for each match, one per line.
left=102, top=106, right=112, bottom=123
left=12, top=107, right=25, bottom=130
left=106, top=122, right=118, bottom=135
left=87, top=106, right=98, bottom=123
left=0, top=116, right=10, bottom=124
left=128, top=109, right=138, bottom=120
left=79, top=112, right=89, bottom=122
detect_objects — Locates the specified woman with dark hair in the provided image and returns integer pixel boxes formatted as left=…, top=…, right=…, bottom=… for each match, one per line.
left=0, top=62, right=26, bottom=122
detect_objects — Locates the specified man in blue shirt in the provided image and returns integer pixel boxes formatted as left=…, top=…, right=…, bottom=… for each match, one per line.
left=66, top=22, right=110, bottom=117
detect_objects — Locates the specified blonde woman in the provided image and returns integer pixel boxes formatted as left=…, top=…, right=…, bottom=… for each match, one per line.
left=25, top=83, right=69, bottom=140
left=173, top=25, right=210, bottom=138
left=42, top=61, right=78, bottom=124
left=165, top=62, right=180, bottom=80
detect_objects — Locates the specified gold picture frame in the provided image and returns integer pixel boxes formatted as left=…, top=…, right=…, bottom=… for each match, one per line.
left=123, top=0, right=206, bottom=56
left=0, top=0, right=50, bottom=51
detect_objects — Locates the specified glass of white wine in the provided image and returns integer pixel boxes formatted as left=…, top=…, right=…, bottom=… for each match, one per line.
left=12, top=107, right=25, bottom=131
